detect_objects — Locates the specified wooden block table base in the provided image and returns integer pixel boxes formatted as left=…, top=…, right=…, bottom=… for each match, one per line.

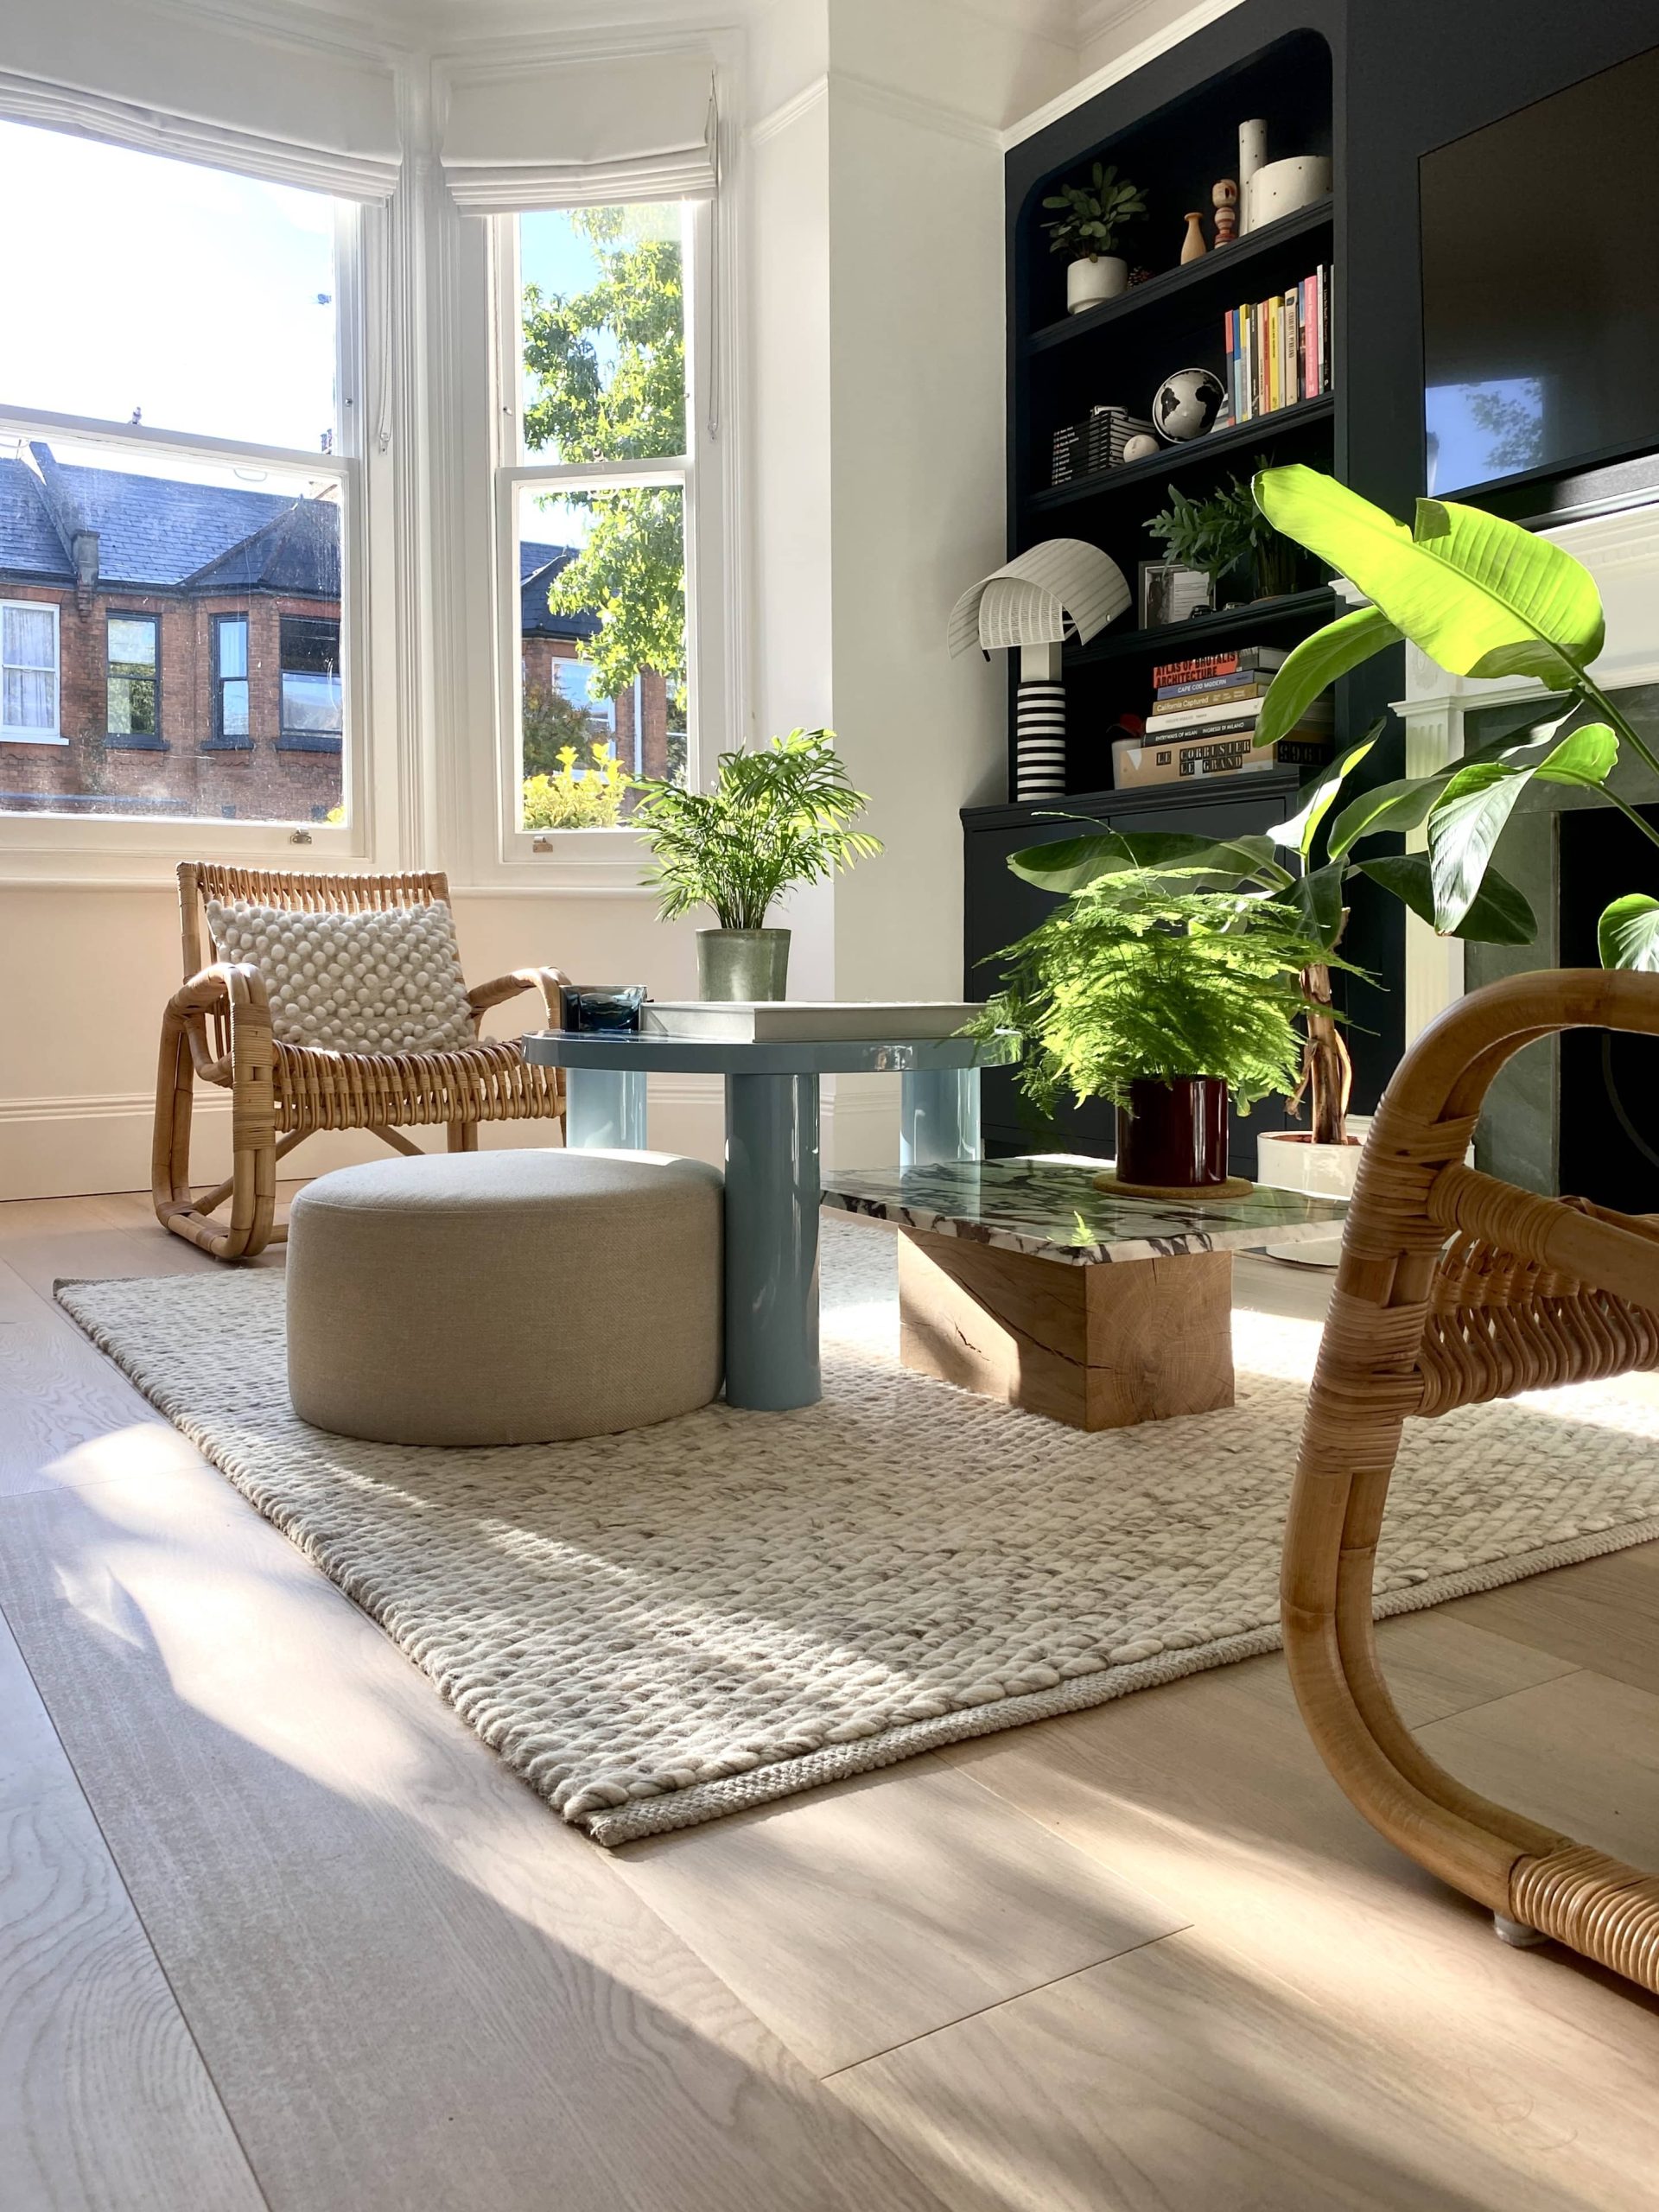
left=897, top=1228, right=1235, bottom=1431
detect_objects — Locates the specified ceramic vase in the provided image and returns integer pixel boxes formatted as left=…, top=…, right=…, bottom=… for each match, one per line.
left=1116, top=1077, right=1230, bottom=1189
left=1179, top=212, right=1208, bottom=263
left=1237, top=118, right=1268, bottom=234
left=1066, top=256, right=1128, bottom=314
left=696, top=928, right=791, bottom=1001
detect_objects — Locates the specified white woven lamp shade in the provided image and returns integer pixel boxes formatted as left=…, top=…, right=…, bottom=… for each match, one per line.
left=949, top=539, right=1130, bottom=802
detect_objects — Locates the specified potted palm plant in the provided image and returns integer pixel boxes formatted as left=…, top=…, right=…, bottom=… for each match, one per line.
left=631, top=728, right=881, bottom=1001
left=1043, top=162, right=1148, bottom=315
left=968, top=832, right=1342, bottom=1190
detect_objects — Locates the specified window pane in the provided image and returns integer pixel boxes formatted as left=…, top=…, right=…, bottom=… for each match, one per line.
left=518, top=204, right=687, bottom=463
left=0, top=119, right=339, bottom=452
left=216, top=617, right=249, bottom=681
left=3, top=604, right=56, bottom=672
left=108, top=617, right=157, bottom=668
left=280, top=615, right=340, bottom=675
left=518, top=481, right=684, bottom=828
left=281, top=671, right=343, bottom=735
left=0, top=438, right=341, bottom=819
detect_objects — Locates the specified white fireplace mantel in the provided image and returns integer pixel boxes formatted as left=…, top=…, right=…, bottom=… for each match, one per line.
left=1389, top=500, right=1659, bottom=1045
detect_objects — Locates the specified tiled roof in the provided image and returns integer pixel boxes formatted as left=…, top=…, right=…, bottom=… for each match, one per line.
left=520, top=537, right=599, bottom=642
left=0, top=458, right=73, bottom=582
left=185, top=499, right=341, bottom=595
left=0, top=444, right=335, bottom=594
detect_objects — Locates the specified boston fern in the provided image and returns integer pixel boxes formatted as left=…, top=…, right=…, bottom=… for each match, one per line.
left=969, top=837, right=1344, bottom=1118
left=632, top=728, right=881, bottom=931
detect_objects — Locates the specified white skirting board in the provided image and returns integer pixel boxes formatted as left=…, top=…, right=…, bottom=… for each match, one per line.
left=0, top=1074, right=901, bottom=1200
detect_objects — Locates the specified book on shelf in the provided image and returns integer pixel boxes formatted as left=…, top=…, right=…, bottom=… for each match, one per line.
left=1150, top=644, right=1286, bottom=688
left=1146, top=690, right=1330, bottom=735
left=1050, top=404, right=1157, bottom=487
left=1154, top=675, right=1274, bottom=705
left=1114, top=728, right=1332, bottom=790
left=1226, top=264, right=1332, bottom=423
left=640, top=1001, right=980, bottom=1043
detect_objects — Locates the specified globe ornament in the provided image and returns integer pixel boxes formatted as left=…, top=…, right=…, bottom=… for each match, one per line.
left=1152, top=366, right=1225, bottom=442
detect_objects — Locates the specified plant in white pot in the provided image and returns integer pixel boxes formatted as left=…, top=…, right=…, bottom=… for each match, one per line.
left=1043, top=162, right=1148, bottom=315
left=632, top=728, right=881, bottom=1001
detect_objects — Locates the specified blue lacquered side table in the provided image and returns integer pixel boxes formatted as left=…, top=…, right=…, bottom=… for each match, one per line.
left=523, top=1030, right=1015, bottom=1412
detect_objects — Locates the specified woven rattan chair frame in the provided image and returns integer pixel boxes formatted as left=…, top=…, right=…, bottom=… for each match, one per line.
left=1282, top=969, right=1659, bottom=1989
left=154, top=862, right=569, bottom=1260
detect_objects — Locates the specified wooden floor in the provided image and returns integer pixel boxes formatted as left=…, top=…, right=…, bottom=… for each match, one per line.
left=6, top=1190, right=1659, bottom=2210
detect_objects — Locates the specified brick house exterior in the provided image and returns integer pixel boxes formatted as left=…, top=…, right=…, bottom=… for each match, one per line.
left=0, top=443, right=679, bottom=824
left=0, top=443, right=344, bottom=821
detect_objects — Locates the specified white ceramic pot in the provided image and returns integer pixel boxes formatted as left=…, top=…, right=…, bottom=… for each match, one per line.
left=1245, top=155, right=1333, bottom=232
left=1255, top=1116, right=1370, bottom=1268
left=1066, top=256, right=1128, bottom=314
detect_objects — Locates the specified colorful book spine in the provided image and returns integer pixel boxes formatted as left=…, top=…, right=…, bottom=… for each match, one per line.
left=1154, top=674, right=1273, bottom=702
left=1150, top=646, right=1286, bottom=687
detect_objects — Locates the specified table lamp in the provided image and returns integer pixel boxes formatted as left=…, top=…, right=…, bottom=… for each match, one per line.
left=948, top=538, right=1130, bottom=801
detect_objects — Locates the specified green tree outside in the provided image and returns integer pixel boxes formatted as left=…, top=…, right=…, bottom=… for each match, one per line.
left=521, top=207, right=689, bottom=741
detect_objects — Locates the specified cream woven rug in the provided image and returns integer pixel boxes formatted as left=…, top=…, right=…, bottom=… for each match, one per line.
left=59, top=1217, right=1659, bottom=1847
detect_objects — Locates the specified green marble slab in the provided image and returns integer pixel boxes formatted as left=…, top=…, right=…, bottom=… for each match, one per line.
left=820, top=1154, right=1348, bottom=1267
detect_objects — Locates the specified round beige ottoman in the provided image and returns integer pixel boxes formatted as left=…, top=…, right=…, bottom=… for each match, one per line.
left=285, top=1149, right=723, bottom=1445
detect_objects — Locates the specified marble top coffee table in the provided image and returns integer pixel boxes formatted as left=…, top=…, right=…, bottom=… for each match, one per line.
left=820, top=1156, right=1349, bottom=1430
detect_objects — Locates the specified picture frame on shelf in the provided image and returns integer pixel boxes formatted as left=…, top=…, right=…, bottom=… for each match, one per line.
left=1138, top=561, right=1214, bottom=628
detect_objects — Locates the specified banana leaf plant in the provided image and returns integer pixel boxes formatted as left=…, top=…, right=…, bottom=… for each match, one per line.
left=1011, top=466, right=1655, bottom=1146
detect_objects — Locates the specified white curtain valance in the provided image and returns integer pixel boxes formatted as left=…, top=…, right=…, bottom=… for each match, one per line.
left=441, top=50, right=716, bottom=213
left=0, top=68, right=400, bottom=203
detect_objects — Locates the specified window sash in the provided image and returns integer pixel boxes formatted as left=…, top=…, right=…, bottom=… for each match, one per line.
left=106, top=613, right=160, bottom=737
left=213, top=614, right=251, bottom=742
left=1, top=601, right=60, bottom=733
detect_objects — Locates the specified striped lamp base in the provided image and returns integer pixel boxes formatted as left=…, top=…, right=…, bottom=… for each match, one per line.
left=1014, top=678, right=1067, bottom=800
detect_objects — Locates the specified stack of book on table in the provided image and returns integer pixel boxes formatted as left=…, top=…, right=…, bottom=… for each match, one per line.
left=1113, top=644, right=1333, bottom=789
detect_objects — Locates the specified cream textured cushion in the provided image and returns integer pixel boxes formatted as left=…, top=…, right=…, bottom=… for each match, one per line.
left=205, top=897, right=476, bottom=1055
left=286, top=1148, right=724, bottom=1445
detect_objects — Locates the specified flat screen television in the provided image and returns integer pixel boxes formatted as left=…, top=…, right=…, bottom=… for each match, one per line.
left=1421, top=45, right=1659, bottom=512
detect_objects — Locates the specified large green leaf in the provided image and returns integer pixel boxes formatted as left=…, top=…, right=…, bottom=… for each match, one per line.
left=1270, top=861, right=1347, bottom=952
left=1253, top=607, right=1402, bottom=749
left=1323, top=704, right=1584, bottom=861
left=1427, top=724, right=1618, bottom=931
left=1255, top=466, right=1605, bottom=693
left=1269, top=727, right=1382, bottom=862
left=1007, top=829, right=1285, bottom=894
left=1599, top=893, right=1659, bottom=972
left=1357, top=851, right=1537, bottom=944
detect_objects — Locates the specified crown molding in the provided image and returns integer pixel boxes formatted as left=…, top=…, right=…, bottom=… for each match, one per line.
left=1005, top=0, right=1241, bottom=149
left=118, top=0, right=420, bottom=65
left=835, top=69, right=1003, bottom=148
left=748, top=74, right=827, bottom=146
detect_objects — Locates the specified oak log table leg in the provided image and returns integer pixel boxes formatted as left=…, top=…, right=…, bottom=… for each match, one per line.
left=897, top=1229, right=1234, bottom=1430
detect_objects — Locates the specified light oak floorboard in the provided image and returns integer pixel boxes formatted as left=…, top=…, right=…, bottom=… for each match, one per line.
left=0, top=1606, right=264, bottom=2212
left=836, top=1930, right=1634, bottom=2212
left=0, top=1452, right=947, bottom=2212
left=1440, top=1541, right=1659, bottom=1698
left=932, top=1649, right=1659, bottom=2206
left=0, top=1196, right=229, bottom=1298
left=0, top=1255, right=185, bottom=1503
left=615, top=1757, right=1185, bottom=2075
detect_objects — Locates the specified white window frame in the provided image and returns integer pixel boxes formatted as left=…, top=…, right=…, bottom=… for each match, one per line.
left=0, top=177, right=382, bottom=883
left=0, top=599, right=62, bottom=743
left=484, top=194, right=731, bottom=887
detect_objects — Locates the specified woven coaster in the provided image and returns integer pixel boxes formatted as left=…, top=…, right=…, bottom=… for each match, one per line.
left=1090, top=1172, right=1256, bottom=1202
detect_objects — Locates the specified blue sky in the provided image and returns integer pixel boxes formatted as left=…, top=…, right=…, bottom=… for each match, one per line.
left=0, top=119, right=336, bottom=454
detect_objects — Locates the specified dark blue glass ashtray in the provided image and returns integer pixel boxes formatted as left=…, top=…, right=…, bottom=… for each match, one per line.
left=559, top=984, right=646, bottom=1034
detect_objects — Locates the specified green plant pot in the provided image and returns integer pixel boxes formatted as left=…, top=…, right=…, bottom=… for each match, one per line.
left=696, top=928, right=791, bottom=1001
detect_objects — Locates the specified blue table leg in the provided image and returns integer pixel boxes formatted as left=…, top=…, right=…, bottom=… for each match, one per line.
left=565, top=1065, right=648, bottom=1151
left=723, top=1071, right=821, bottom=1410
left=900, top=1066, right=982, bottom=1166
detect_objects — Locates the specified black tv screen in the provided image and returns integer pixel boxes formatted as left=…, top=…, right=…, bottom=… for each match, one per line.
left=1421, top=45, right=1659, bottom=500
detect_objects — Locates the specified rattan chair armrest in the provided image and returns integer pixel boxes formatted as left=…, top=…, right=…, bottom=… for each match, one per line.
left=168, top=961, right=272, bottom=1023
left=466, top=966, right=571, bottom=1023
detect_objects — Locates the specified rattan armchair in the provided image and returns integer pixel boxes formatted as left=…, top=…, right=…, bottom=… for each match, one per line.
left=154, top=863, right=568, bottom=1260
left=1283, top=969, right=1659, bottom=1992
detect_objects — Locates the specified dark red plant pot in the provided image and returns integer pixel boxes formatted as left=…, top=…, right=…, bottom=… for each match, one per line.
left=1115, top=1077, right=1230, bottom=1189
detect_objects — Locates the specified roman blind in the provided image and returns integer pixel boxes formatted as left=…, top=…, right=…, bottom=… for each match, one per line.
left=441, top=50, right=716, bottom=213
left=0, top=61, right=400, bottom=201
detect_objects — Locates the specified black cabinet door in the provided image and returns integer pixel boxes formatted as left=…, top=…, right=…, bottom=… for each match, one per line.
left=964, top=785, right=1304, bottom=1165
